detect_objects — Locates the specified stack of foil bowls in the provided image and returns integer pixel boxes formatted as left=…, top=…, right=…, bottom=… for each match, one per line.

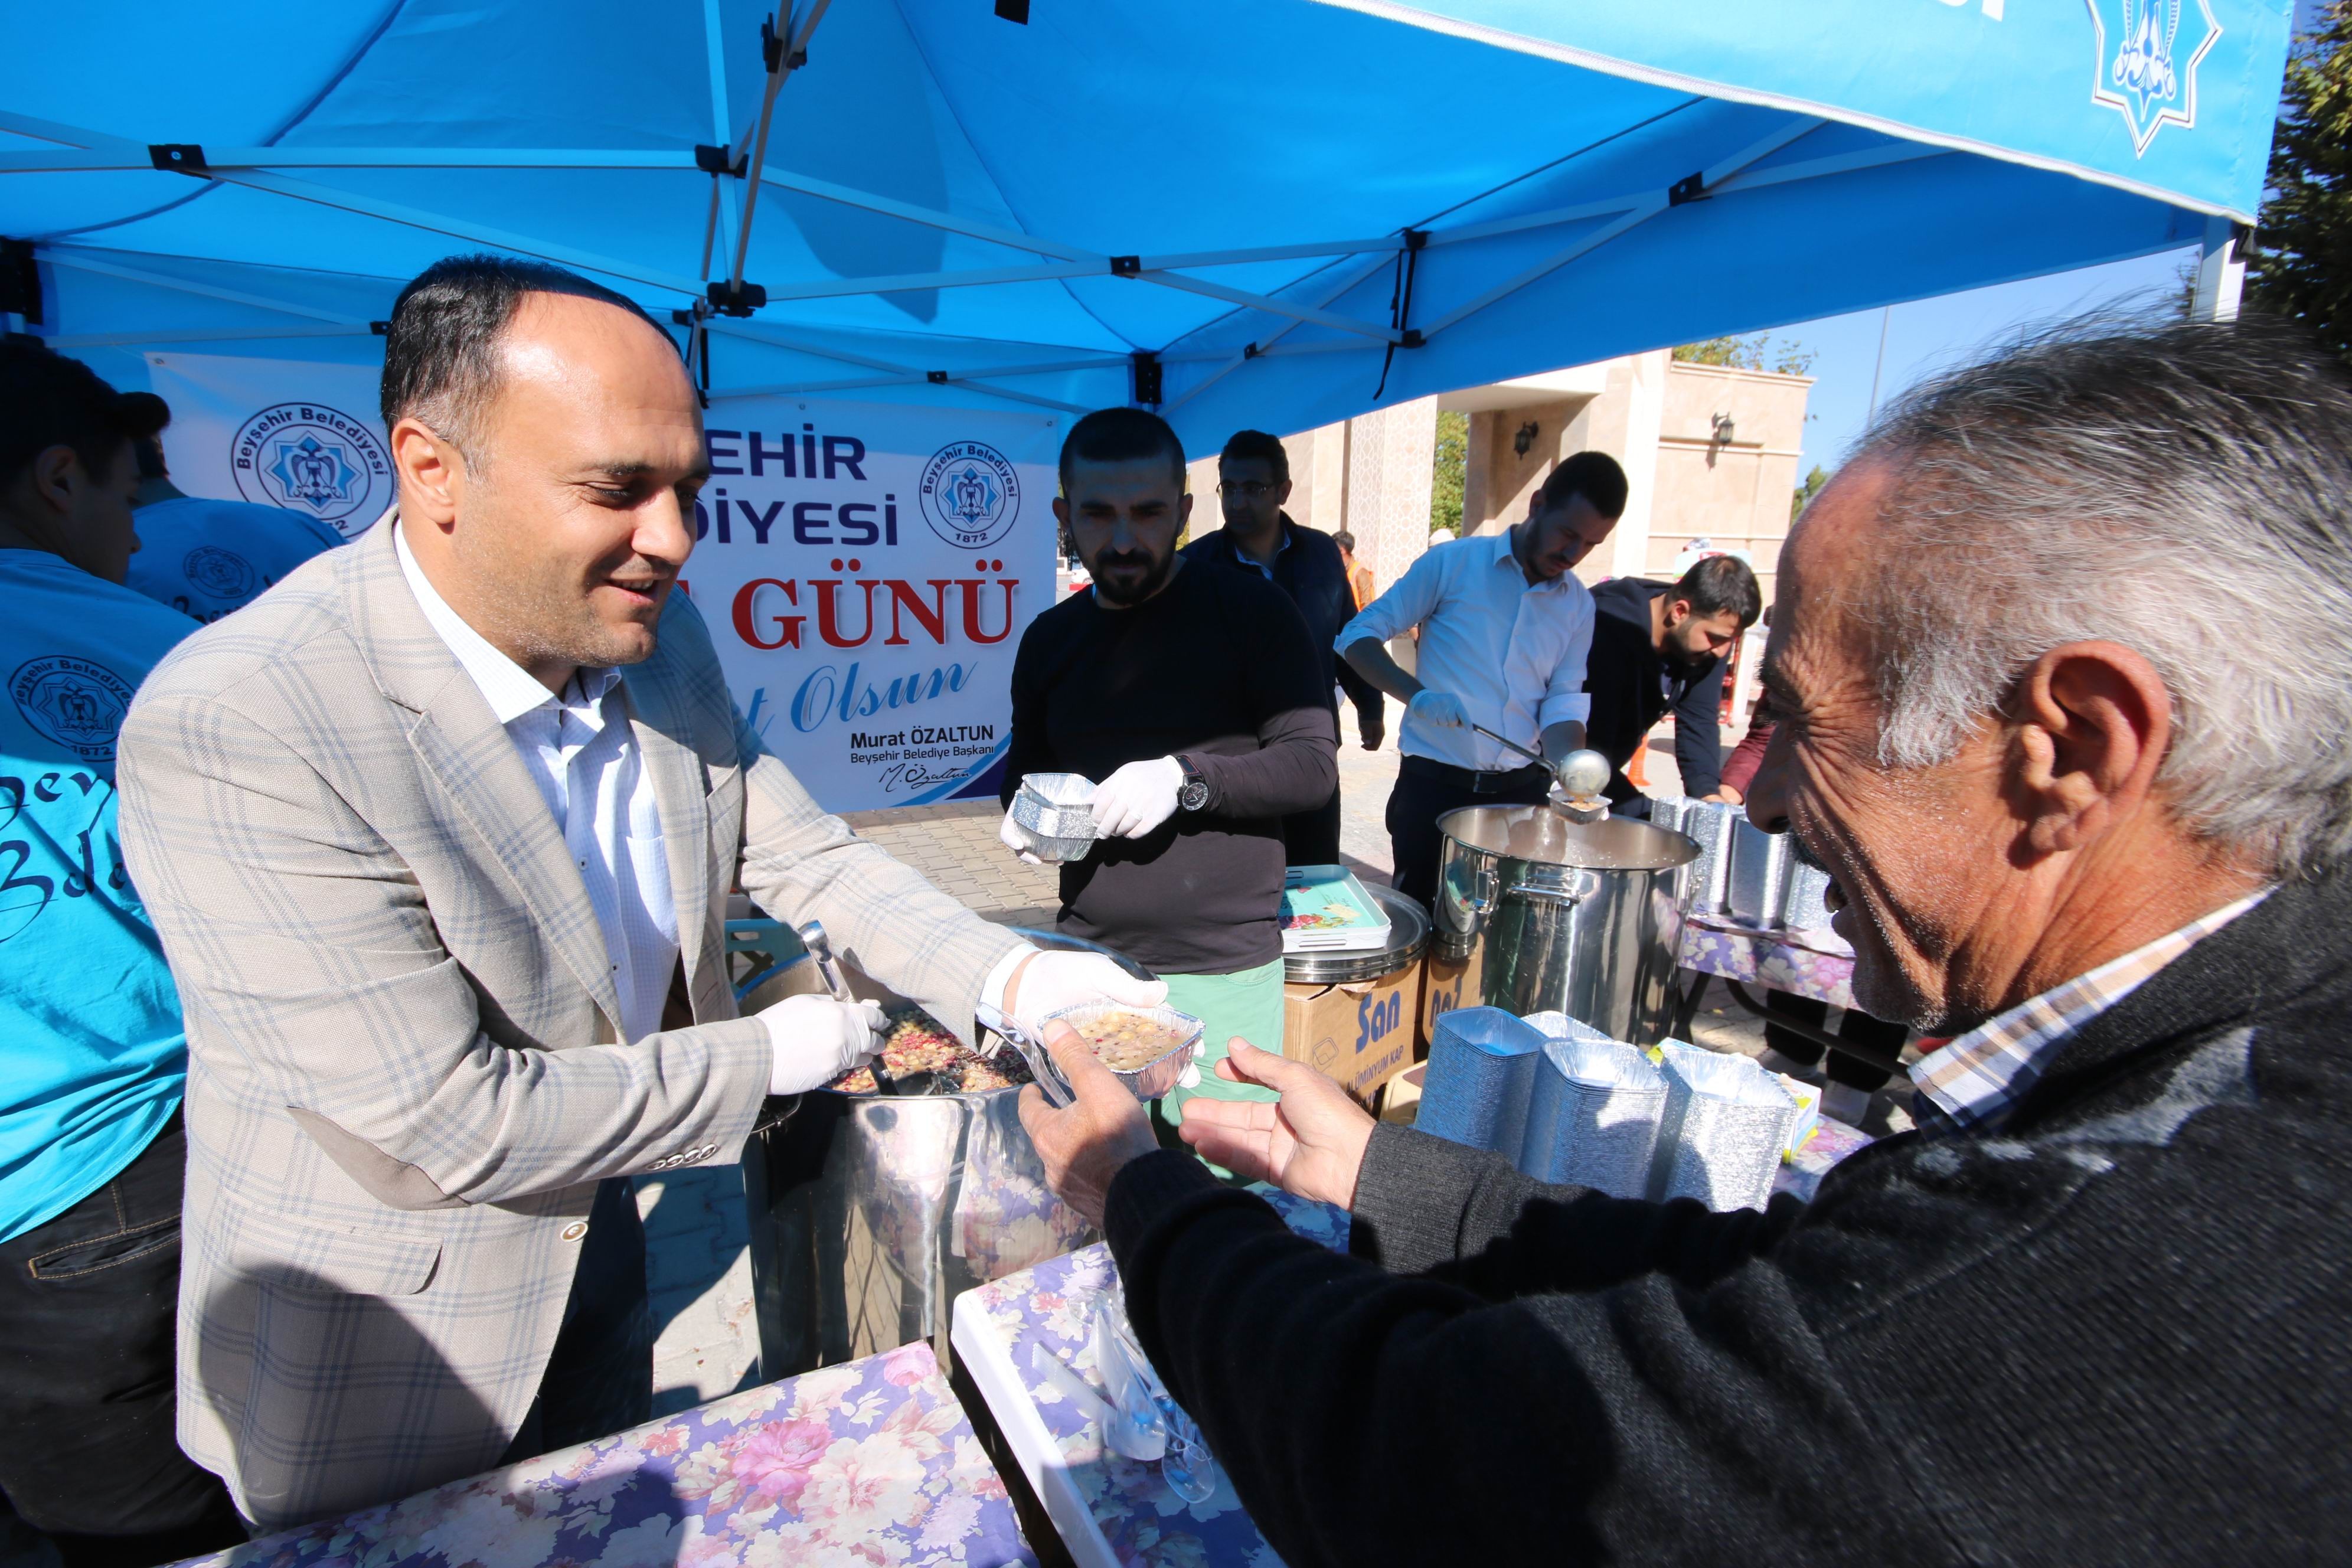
left=1517, top=1015, right=1667, bottom=1196
left=1648, top=1042, right=1799, bottom=1211
left=1781, top=863, right=1837, bottom=935
left=1416, top=1007, right=1548, bottom=1159
left=1726, top=816, right=1794, bottom=926
left=1672, top=799, right=1742, bottom=916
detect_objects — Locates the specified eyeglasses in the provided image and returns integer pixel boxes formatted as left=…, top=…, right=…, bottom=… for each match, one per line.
left=1217, top=481, right=1279, bottom=501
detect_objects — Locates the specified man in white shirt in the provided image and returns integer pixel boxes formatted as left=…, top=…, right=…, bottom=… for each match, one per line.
left=117, top=254, right=1157, bottom=1527
left=1336, top=453, right=1627, bottom=902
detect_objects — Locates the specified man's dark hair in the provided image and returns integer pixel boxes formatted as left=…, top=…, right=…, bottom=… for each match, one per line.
left=1059, top=406, right=1186, bottom=494
left=0, top=338, right=139, bottom=489
left=1672, top=553, right=1763, bottom=629
left=1538, top=450, right=1629, bottom=518
left=380, top=254, right=677, bottom=459
left=1219, top=428, right=1289, bottom=484
left=118, top=391, right=172, bottom=480
left=1331, top=529, right=1357, bottom=553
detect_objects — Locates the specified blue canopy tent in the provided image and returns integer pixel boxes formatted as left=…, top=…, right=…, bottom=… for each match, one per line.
left=1, top=0, right=2291, bottom=449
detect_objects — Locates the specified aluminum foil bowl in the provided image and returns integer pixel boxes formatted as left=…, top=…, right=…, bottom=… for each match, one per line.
left=1013, top=773, right=1097, bottom=838
left=1029, top=1002, right=1204, bottom=1103
left=1008, top=773, right=1098, bottom=864
left=1004, top=816, right=1095, bottom=864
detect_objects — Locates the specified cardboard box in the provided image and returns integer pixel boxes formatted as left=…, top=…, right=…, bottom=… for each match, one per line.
left=1284, top=961, right=1422, bottom=1106
left=1417, top=947, right=1479, bottom=1057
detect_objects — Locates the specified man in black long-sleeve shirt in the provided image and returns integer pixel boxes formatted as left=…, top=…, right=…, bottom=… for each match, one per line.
left=1001, top=407, right=1336, bottom=1141
left=1584, top=553, right=1759, bottom=815
left=1017, top=321, right=2352, bottom=1564
left=1179, top=429, right=1369, bottom=866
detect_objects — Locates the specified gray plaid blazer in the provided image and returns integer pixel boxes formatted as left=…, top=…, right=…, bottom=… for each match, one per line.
left=116, top=516, right=1023, bottom=1530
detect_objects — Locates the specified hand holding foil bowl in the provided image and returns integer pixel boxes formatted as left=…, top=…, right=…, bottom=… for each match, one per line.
left=1014, top=1002, right=1204, bottom=1105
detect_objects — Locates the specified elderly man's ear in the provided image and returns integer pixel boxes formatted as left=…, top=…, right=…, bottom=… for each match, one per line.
left=2008, top=640, right=2173, bottom=857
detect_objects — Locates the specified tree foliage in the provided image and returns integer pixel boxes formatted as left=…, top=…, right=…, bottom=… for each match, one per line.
left=1430, top=408, right=1468, bottom=535
left=1791, top=463, right=1830, bottom=521
left=1673, top=334, right=1818, bottom=377
left=2246, top=0, right=2352, bottom=361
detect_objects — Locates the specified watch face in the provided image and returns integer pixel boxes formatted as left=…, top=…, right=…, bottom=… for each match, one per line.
left=1180, top=780, right=1210, bottom=811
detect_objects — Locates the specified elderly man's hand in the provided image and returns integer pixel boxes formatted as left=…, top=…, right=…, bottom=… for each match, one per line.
left=1017, top=1022, right=1161, bottom=1226
left=1177, top=1041, right=1375, bottom=1209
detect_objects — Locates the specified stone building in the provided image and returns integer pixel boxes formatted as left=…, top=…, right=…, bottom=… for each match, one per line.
left=1182, top=351, right=1812, bottom=611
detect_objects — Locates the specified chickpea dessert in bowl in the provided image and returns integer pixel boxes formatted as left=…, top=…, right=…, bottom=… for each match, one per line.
left=1035, top=1002, right=1204, bottom=1102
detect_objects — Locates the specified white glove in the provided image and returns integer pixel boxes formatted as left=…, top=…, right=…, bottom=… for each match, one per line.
left=762, top=994, right=888, bottom=1095
left=1005, top=950, right=1168, bottom=1033
left=1092, top=756, right=1185, bottom=838
left=1408, top=690, right=1469, bottom=730
left=997, top=806, right=1045, bottom=866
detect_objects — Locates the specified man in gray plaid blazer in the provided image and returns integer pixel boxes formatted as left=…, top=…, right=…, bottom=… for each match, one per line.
left=116, top=255, right=1159, bottom=1531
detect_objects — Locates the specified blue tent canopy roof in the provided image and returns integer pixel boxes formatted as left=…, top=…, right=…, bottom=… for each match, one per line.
left=2, top=0, right=2290, bottom=450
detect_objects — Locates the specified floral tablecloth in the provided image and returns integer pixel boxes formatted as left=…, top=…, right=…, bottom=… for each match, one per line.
left=950, top=1188, right=1348, bottom=1568
left=167, top=1343, right=1032, bottom=1568
left=1678, top=912, right=1856, bottom=1010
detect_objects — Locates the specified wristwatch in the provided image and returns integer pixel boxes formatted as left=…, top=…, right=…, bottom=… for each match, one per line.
left=1175, top=754, right=1210, bottom=812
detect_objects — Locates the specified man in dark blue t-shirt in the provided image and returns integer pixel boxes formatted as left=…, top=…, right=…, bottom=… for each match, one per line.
left=1178, top=429, right=1363, bottom=867
left=1583, top=554, right=1760, bottom=816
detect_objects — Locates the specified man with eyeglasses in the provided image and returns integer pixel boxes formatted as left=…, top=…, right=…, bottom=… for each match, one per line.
left=1178, top=429, right=1363, bottom=866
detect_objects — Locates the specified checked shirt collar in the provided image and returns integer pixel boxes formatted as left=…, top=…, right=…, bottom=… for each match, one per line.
left=1908, top=887, right=2272, bottom=1137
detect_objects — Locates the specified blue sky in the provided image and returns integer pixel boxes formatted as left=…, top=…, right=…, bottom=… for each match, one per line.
left=1772, top=244, right=2202, bottom=477
left=1775, top=0, right=2319, bottom=479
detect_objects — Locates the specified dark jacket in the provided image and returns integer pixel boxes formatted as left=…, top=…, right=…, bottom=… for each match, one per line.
left=1584, top=576, right=1727, bottom=803
left=1103, top=865, right=2352, bottom=1565
left=1181, top=515, right=1359, bottom=710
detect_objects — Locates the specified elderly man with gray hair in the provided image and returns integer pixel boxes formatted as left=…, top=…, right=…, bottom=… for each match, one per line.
left=1016, top=313, right=2352, bottom=1565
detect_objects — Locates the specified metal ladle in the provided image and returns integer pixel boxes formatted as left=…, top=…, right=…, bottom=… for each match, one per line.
left=1467, top=725, right=1613, bottom=822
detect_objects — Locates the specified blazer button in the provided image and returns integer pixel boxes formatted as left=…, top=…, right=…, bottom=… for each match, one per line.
left=561, top=1221, right=589, bottom=1242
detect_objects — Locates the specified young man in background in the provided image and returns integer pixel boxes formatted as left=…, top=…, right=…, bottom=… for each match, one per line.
left=1178, top=429, right=1358, bottom=863
left=1582, top=553, right=1760, bottom=817
left=119, top=391, right=347, bottom=623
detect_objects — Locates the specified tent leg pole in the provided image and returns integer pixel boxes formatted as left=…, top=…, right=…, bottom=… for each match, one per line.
left=2194, top=214, right=2245, bottom=324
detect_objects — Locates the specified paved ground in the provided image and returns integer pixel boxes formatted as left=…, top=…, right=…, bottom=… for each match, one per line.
left=643, top=699, right=1910, bottom=1405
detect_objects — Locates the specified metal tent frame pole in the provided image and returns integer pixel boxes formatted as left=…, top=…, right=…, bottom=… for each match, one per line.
left=0, top=93, right=2045, bottom=420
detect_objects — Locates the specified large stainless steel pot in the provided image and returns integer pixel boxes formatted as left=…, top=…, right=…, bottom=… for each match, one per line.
left=744, top=930, right=1146, bottom=1378
left=1433, top=806, right=1697, bottom=1045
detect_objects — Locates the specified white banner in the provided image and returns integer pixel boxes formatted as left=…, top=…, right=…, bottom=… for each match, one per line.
left=684, top=396, right=1060, bottom=813
left=144, top=353, right=393, bottom=540
left=141, top=362, right=1057, bottom=813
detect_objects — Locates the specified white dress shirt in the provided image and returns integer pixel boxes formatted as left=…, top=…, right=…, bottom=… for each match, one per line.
left=398, top=530, right=1037, bottom=1059
left=1334, top=528, right=1596, bottom=771
left=396, top=529, right=680, bottom=1045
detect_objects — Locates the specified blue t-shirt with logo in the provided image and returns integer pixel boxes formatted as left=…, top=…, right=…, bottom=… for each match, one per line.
left=0, top=551, right=200, bottom=1241
left=125, top=495, right=345, bottom=623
